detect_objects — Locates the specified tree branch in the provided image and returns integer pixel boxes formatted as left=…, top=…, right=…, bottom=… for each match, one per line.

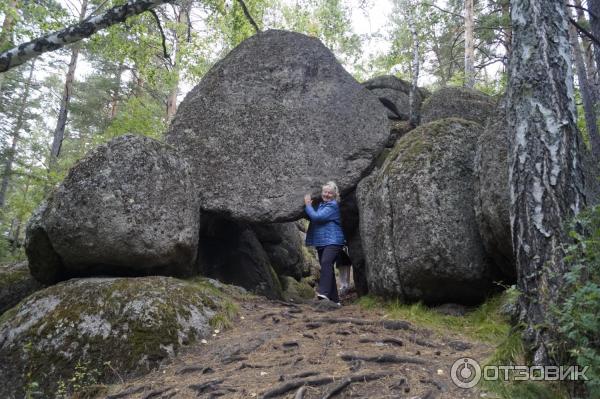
left=148, top=9, right=172, bottom=66
left=570, top=17, right=600, bottom=47
left=235, top=0, right=260, bottom=34
left=0, top=0, right=175, bottom=73
left=567, top=4, right=598, bottom=20
left=422, top=2, right=464, bottom=19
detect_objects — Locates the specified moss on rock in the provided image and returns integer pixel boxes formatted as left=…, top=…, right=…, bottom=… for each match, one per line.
left=281, top=275, right=315, bottom=303
left=0, top=276, right=238, bottom=398
left=420, top=86, right=496, bottom=125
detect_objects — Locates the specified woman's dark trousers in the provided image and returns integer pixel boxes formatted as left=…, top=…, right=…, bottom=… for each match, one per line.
left=317, top=245, right=342, bottom=302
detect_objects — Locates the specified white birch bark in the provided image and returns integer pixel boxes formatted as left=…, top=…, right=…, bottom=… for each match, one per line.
left=507, top=0, right=586, bottom=365
left=0, top=0, right=174, bottom=72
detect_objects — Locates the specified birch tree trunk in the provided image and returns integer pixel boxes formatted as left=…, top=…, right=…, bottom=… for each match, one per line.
left=507, top=0, right=586, bottom=365
left=49, top=0, right=88, bottom=169
left=569, top=19, right=600, bottom=159
left=165, top=3, right=188, bottom=120
left=0, top=0, right=19, bottom=91
left=464, top=0, right=475, bottom=88
left=0, top=60, right=35, bottom=209
left=0, top=0, right=18, bottom=50
left=407, top=7, right=420, bottom=126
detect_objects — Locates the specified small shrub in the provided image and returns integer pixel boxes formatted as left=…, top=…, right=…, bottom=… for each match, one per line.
left=556, top=204, right=600, bottom=397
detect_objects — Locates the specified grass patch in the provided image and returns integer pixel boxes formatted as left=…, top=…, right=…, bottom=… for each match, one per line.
left=357, top=291, right=511, bottom=343
left=479, top=330, right=572, bottom=399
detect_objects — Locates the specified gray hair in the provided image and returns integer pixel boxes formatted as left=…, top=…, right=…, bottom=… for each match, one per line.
left=322, top=181, right=340, bottom=201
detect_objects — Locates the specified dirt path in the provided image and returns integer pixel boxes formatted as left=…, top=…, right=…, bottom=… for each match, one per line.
left=101, top=296, right=493, bottom=399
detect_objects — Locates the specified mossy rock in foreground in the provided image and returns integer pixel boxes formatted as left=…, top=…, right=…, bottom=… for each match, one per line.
left=0, top=276, right=237, bottom=398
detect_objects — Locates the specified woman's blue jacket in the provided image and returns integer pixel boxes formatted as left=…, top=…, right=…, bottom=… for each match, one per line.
left=305, top=200, right=346, bottom=247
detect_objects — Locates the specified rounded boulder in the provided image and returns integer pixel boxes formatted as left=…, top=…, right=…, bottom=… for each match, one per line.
left=166, top=29, right=389, bottom=222
left=25, top=134, right=200, bottom=284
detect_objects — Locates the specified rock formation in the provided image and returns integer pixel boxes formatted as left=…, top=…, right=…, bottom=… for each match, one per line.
left=357, top=118, right=496, bottom=304
left=0, top=276, right=234, bottom=397
left=25, top=134, right=200, bottom=284
left=420, top=87, right=496, bottom=125
left=166, top=29, right=389, bottom=222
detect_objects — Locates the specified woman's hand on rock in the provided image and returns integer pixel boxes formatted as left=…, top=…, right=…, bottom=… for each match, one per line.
left=304, top=194, right=312, bottom=206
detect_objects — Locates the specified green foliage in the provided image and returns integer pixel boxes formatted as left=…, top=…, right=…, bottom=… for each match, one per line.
left=357, top=291, right=511, bottom=343
left=480, top=328, right=569, bottom=399
left=272, top=0, right=362, bottom=66
left=556, top=205, right=600, bottom=396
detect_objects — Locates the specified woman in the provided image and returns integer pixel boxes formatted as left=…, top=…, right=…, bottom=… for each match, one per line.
left=304, top=181, right=346, bottom=305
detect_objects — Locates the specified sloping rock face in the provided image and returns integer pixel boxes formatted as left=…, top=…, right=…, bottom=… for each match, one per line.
left=252, top=222, right=313, bottom=280
left=197, top=213, right=283, bottom=299
left=25, top=135, right=200, bottom=284
left=0, top=276, right=233, bottom=398
left=167, top=29, right=389, bottom=222
left=362, top=75, right=428, bottom=121
left=357, top=118, right=496, bottom=304
left=420, top=87, right=496, bottom=125
left=0, top=262, right=43, bottom=315
left=474, top=111, right=515, bottom=281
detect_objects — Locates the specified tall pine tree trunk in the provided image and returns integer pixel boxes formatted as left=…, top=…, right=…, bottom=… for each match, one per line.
left=49, top=0, right=88, bottom=170
left=464, top=0, right=475, bottom=88
left=507, top=0, right=586, bottom=365
left=589, top=0, right=600, bottom=79
left=109, top=61, right=124, bottom=119
left=569, top=20, right=600, bottom=159
left=0, top=60, right=35, bottom=209
left=574, top=0, right=599, bottom=99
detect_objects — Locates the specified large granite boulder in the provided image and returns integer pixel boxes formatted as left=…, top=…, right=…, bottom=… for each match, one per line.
left=474, top=110, right=515, bottom=281
left=166, top=29, right=389, bottom=222
left=0, top=262, right=43, bottom=315
left=420, top=87, right=496, bottom=125
left=357, top=118, right=497, bottom=304
left=362, top=75, right=428, bottom=121
left=197, top=213, right=283, bottom=299
left=0, top=276, right=237, bottom=398
left=25, top=135, right=200, bottom=284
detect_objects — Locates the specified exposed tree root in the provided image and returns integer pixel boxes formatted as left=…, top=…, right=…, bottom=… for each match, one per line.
left=294, top=386, right=307, bottom=399
left=188, top=379, right=224, bottom=395
left=289, top=371, right=320, bottom=379
left=106, top=385, right=148, bottom=399
left=312, top=317, right=412, bottom=331
left=321, top=378, right=351, bottom=399
left=261, top=371, right=395, bottom=398
left=358, top=337, right=403, bottom=346
left=261, top=376, right=336, bottom=398
left=141, top=387, right=172, bottom=399
left=340, top=353, right=427, bottom=365
left=175, top=365, right=214, bottom=375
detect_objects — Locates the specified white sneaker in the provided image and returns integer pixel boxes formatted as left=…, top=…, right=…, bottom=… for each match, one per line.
left=317, top=294, right=329, bottom=301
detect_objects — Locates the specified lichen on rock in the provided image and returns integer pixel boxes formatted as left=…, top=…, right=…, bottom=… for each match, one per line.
left=420, top=86, right=496, bottom=125
left=0, top=276, right=237, bottom=398
left=25, top=134, right=200, bottom=284
left=357, top=118, right=497, bottom=304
